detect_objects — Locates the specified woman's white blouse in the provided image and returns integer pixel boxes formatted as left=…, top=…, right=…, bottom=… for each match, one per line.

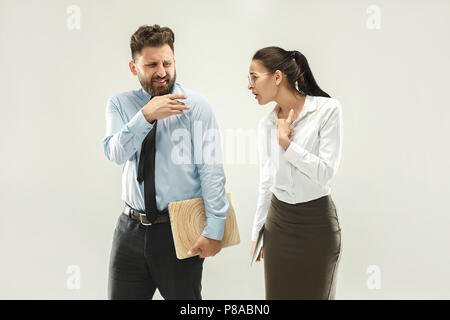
left=251, top=94, right=343, bottom=241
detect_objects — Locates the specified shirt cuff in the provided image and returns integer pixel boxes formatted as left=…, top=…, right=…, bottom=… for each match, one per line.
left=127, top=109, right=154, bottom=137
left=251, top=229, right=259, bottom=242
left=201, top=215, right=226, bottom=241
left=283, top=141, right=307, bottom=165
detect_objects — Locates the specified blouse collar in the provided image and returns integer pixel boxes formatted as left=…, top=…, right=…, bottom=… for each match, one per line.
left=265, top=94, right=316, bottom=126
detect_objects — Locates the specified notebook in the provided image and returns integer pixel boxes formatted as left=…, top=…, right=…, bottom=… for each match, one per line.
left=251, top=224, right=264, bottom=267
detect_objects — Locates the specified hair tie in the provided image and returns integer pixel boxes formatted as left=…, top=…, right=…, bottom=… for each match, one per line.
left=289, top=51, right=296, bottom=58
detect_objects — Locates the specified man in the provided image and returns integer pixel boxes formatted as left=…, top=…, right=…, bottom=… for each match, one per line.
left=102, top=24, right=230, bottom=300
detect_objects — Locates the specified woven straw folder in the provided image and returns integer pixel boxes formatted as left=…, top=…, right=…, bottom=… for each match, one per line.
left=168, top=192, right=240, bottom=259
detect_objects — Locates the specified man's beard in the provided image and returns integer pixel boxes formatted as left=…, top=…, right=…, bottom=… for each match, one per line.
left=138, top=70, right=176, bottom=96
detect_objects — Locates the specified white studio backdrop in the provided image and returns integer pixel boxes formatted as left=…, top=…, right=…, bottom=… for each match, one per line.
left=1, top=0, right=449, bottom=299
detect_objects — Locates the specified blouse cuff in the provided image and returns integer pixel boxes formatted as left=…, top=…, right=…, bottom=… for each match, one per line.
left=283, top=141, right=307, bottom=165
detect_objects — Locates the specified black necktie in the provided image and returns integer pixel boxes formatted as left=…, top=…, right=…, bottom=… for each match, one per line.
left=137, top=118, right=159, bottom=223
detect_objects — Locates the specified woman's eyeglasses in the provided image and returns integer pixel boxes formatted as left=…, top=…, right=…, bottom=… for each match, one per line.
left=248, top=72, right=273, bottom=85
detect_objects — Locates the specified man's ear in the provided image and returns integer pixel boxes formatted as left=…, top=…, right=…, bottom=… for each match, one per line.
left=129, top=60, right=137, bottom=76
left=275, top=70, right=283, bottom=86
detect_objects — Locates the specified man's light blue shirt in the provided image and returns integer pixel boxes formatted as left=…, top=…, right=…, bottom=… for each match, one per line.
left=102, top=83, right=230, bottom=240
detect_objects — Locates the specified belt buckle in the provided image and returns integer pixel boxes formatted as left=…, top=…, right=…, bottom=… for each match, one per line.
left=139, top=212, right=152, bottom=226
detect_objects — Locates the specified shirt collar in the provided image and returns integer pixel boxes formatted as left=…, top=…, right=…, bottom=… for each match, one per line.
left=266, top=94, right=316, bottom=125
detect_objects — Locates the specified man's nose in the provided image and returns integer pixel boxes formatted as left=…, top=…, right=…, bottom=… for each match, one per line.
left=156, top=64, right=166, bottom=78
left=248, top=83, right=253, bottom=90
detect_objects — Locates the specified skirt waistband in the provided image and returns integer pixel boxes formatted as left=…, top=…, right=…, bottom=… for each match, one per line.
left=268, top=193, right=340, bottom=231
left=271, top=193, right=336, bottom=210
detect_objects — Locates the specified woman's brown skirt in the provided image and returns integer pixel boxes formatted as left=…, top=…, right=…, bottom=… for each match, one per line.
left=263, top=193, right=342, bottom=300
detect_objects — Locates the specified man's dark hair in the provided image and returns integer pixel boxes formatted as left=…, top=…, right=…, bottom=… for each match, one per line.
left=130, top=24, right=175, bottom=60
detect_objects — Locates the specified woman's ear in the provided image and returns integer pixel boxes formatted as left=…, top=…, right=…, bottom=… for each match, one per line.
left=274, top=70, right=283, bottom=86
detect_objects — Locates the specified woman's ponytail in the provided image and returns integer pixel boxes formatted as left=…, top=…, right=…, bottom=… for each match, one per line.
left=291, top=50, right=330, bottom=98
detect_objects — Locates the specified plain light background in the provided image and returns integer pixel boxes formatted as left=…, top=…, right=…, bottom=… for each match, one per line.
left=1, top=0, right=449, bottom=299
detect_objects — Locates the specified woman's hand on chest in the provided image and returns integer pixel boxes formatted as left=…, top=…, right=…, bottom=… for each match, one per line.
left=277, top=109, right=295, bottom=150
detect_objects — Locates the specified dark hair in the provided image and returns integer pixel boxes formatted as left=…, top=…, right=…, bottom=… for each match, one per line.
left=130, top=24, right=175, bottom=60
left=252, top=46, right=330, bottom=98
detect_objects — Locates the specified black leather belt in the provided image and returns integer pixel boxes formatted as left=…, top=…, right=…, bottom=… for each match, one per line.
left=123, top=203, right=170, bottom=226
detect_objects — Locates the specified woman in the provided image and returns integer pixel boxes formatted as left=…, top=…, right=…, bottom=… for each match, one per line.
left=248, top=46, right=343, bottom=300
